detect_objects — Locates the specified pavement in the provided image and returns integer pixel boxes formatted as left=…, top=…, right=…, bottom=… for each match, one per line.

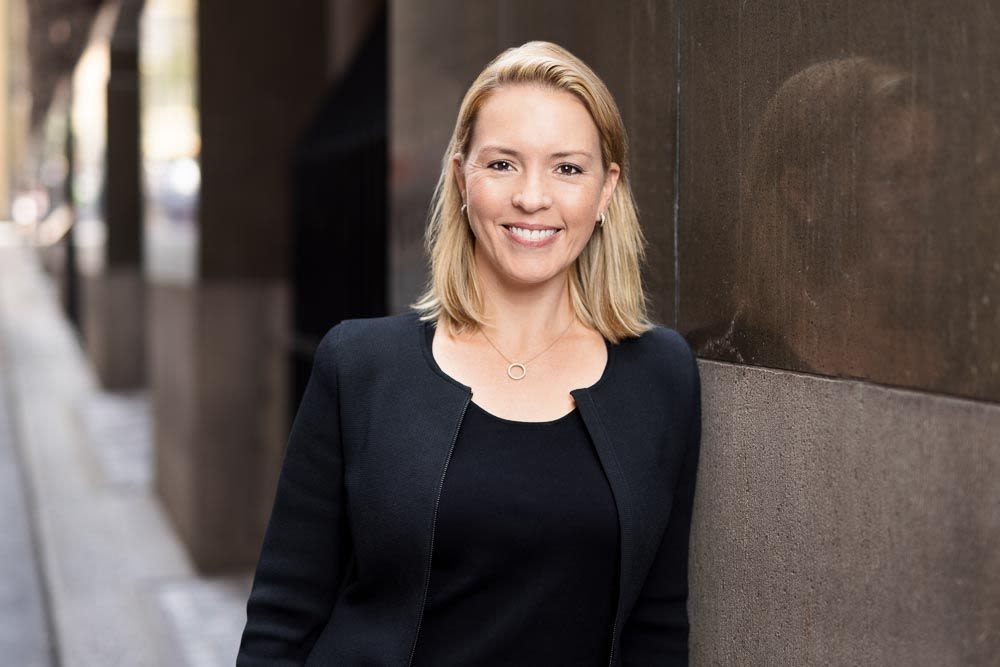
left=0, top=243, right=250, bottom=667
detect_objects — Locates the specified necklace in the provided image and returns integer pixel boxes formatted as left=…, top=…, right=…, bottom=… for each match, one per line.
left=479, top=316, right=576, bottom=380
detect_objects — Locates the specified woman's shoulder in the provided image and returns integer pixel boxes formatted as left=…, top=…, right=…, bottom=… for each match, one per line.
left=313, top=311, right=423, bottom=373
left=613, top=323, right=700, bottom=397
left=318, top=311, right=419, bottom=348
left=625, top=323, right=697, bottom=366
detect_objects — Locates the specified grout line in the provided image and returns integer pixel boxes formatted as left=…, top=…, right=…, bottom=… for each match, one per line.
left=672, top=0, right=684, bottom=330
left=697, top=356, right=1000, bottom=409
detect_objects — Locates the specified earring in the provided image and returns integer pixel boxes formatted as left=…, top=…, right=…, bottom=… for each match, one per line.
left=597, top=211, right=606, bottom=228
left=461, top=203, right=468, bottom=216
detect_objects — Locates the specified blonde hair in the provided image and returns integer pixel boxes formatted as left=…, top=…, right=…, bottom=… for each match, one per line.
left=409, top=41, right=654, bottom=343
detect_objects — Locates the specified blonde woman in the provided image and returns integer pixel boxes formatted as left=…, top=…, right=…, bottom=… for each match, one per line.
left=238, top=41, right=702, bottom=666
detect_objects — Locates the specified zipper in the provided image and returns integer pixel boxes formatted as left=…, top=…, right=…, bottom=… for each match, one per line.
left=406, top=393, right=471, bottom=667
left=607, top=612, right=618, bottom=666
left=606, top=527, right=622, bottom=666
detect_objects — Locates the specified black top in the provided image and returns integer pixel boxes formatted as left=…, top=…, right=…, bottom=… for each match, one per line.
left=236, top=312, right=701, bottom=666
left=410, top=397, right=620, bottom=666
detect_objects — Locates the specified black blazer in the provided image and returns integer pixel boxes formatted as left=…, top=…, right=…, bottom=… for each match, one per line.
left=237, top=310, right=702, bottom=666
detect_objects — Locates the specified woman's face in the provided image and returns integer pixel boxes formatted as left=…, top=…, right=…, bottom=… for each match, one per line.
left=454, top=84, right=620, bottom=290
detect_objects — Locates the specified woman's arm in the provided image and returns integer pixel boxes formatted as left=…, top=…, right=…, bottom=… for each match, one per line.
left=620, top=345, right=702, bottom=666
left=236, top=324, right=352, bottom=666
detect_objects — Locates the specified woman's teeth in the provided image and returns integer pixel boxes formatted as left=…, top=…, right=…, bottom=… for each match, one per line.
left=509, top=226, right=558, bottom=240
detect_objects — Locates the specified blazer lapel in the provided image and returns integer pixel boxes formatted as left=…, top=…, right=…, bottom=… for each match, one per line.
left=570, top=385, right=634, bottom=661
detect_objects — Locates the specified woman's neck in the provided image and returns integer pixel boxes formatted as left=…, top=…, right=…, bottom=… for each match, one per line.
left=470, top=261, right=578, bottom=355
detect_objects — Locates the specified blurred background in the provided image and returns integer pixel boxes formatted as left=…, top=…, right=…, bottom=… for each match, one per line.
left=0, top=1, right=996, bottom=665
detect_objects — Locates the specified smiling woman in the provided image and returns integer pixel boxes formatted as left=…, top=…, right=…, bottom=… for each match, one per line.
left=237, top=41, right=702, bottom=667
left=455, top=84, right=620, bottom=284
left=413, top=42, right=649, bottom=348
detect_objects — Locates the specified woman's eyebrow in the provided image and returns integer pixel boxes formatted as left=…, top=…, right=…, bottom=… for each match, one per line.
left=476, top=144, right=594, bottom=160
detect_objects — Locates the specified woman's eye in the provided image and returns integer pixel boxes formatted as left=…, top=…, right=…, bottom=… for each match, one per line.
left=488, top=160, right=513, bottom=171
left=557, top=164, right=583, bottom=176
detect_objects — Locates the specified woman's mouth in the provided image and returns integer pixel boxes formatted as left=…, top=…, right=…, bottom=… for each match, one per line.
left=502, top=224, right=562, bottom=248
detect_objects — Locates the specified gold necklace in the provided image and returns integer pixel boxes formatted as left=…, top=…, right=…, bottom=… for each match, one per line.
left=479, top=317, right=576, bottom=380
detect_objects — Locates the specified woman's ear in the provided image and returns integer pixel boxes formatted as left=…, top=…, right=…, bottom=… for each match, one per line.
left=599, top=162, right=621, bottom=213
left=452, top=152, right=467, bottom=200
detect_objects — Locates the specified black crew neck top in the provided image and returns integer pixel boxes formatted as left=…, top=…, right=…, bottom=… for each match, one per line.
left=409, top=395, right=620, bottom=666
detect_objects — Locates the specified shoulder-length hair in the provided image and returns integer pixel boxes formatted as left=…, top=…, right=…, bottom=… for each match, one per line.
left=409, top=40, right=654, bottom=343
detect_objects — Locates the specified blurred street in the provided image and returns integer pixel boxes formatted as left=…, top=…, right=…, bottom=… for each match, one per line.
left=0, top=242, right=248, bottom=667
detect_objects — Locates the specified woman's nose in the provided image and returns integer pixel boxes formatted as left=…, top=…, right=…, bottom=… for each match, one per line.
left=511, top=177, right=552, bottom=212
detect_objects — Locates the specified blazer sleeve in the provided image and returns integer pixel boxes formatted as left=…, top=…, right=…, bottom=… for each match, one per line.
left=620, top=343, right=702, bottom=666
left=236, top=323, right=352, bottom=666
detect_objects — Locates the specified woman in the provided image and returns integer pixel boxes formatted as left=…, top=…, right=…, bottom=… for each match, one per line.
left=237, top=41, right=701, bottom=666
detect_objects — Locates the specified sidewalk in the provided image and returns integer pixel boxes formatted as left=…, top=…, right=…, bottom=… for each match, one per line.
left=0, top=244, right=250, bottom=667
left=0, top=282, right=52, bottom=667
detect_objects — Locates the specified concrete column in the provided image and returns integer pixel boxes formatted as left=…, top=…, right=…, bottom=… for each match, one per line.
left=83, top=0, right=146, bottom=389
left=0, top=0, right=10, bottom=215
left=147, top=0, right=326, bottom=572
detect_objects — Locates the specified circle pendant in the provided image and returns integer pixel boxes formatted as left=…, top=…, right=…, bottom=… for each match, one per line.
left=507, top=362, right=527, bottom=380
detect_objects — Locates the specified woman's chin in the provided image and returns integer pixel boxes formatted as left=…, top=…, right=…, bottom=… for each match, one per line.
left=498, top=264, right=569, bottom=289
left=474, top=250, right=570, bottom=289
